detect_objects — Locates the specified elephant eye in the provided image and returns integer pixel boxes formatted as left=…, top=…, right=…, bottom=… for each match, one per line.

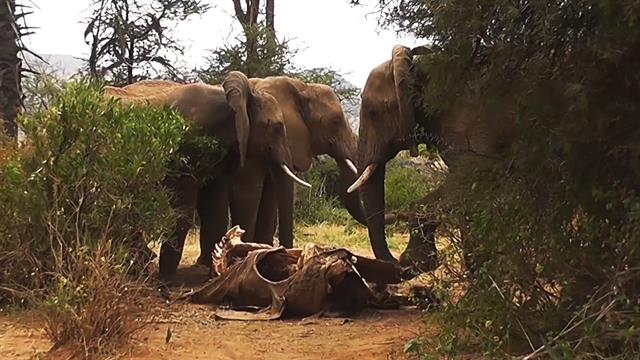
left=273, top=122, right=284, bottom=132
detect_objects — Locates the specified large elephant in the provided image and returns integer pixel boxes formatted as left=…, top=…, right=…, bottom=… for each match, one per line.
left=348, top=45, right=515, bottom=269
left=227, top=76, right=367, bottom=248
left=104, top=72, right=309, bottom=279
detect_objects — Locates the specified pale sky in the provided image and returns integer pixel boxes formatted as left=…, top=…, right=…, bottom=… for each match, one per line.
left=24, top=0, right=417, bottom=88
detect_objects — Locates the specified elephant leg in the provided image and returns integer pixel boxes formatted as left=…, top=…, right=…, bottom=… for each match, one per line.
left=399, top=186, right=444, bottom=273
left=254, top=174, right=277, bottom=245
left=399, top=214, right=439, bottom=273
left=229, top=157, right=267, bottom=243
left=159, top=174, right=199, bottom=280
left=196, top=179, right=229, bottom=267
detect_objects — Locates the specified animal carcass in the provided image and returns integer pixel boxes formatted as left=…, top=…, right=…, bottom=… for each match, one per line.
left=190, top=226, right=404, bottom=320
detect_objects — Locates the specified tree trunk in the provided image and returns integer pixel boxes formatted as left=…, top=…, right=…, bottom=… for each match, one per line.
left=247, top=0, right=260, bottom=26
left=231, top=0, right=263, bottom=77
left=266, top=0, right=274, bottom=31
left=0, top=0, right=21, bottom=139
left=127, top=39, right=135, bottom=84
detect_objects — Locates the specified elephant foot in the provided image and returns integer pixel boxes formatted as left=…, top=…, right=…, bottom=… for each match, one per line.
left=196, top=253, right=212, bottom=267
left=399, top=218, right=439, bottom=274
left=157, top=269, right=177, bottom=286
left=158, top=246, right=181, bottom=281
left=384, top=212, right=398, bottom=224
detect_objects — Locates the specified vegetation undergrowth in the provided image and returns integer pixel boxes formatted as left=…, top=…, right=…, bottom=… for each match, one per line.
left=358, top=1, right=640, bottom=358
left=295, top=153, right=433, bottom=227
left=0, top=81, right=224, bottom=357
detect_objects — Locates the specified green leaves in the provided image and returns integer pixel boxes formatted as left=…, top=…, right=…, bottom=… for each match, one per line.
left=361, top=0, right=640, bottom=357
left=197, top=23, right=295, bottom=84
left=0, top=81, right=190, bottom=302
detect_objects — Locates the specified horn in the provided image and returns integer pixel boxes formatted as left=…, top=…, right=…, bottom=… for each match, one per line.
left=280, top=164, right=312, bottom=188
left=345, top=159, right=358, bottom=175
left=347, top=163, right=378, bottom=193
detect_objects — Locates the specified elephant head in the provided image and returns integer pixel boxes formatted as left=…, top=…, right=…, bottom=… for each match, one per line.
left=106, top=73, right=303, bottom=181
left=252, top=77, right=366, bottom=224
left=224, top=72, right=289, bottom=172
left=349, top=45, right=515, bottom=263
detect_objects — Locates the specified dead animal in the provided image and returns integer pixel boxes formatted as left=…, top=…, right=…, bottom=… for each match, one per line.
left=190, top=226, right=404, bottom=320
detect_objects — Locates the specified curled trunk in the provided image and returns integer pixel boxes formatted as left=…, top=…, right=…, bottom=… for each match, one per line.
left=336, top=159, right=368, bottom=225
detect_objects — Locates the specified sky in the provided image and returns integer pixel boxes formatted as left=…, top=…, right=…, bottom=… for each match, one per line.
left=23, top=0, right=418, bottom=88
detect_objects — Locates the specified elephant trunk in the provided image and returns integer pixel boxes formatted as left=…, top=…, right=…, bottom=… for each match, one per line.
left=336, top=159, right=368, bottom=225
left=361, top=162, right=396, bottom=261
left=273, top=168, right=294, bottom=248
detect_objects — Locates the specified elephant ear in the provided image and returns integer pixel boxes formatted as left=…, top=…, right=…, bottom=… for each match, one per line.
left=223, top=71, right=252, bottom=168
left=391, top=45, right=418, bottom=155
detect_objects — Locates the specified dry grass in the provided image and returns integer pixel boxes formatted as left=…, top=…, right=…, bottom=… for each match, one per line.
left=41, top=239, right=149, bottom=359
left=294, top=223, right=409, bottom=257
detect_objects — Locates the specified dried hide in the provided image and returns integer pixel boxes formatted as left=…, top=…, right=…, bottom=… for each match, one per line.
left=190, top=226, right=403, bottom=320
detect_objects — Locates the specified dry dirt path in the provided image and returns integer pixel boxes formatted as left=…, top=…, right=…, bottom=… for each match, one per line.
left=0, top=226, right=425, bottom=359
left=0, top=306, right=422, bottom=360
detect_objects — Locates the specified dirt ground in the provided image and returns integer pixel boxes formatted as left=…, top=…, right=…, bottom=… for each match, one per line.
left=0, top=227, right=426, bottom=359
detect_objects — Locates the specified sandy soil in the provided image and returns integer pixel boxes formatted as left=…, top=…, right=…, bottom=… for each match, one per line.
left=0, top=228, right=426, bottom=359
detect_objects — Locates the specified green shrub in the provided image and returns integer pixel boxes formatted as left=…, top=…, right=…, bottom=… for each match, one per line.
left=294, top=157, right=352, bottom=225
left=0, top=81, right=222, bottom=356
left=385, top=160, right=432, bottom=213
left=368, top=1, right=640, bottom=358
left=295, top=154, right=434, bottom=225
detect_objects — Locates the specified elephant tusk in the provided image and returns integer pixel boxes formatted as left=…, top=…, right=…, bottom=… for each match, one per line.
left=280, top=164, right=312, bottom=188
left=345, top=159, right=358, bottom=175
left=347, top=163, right=378, bottom=193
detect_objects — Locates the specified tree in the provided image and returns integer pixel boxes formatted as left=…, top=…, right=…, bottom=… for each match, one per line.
left=0, top=0, right=22, bottom=138
left=197, top=0, right=283, bottom=83
left=198, top=0, right=359, bottom=104
left=84, top=0, right=209, bottom=85
left=196, top=25, right=294, bottom=84
left=357, top=1, right=640, bottom=358
left=292, top=67, right=359, bottom=103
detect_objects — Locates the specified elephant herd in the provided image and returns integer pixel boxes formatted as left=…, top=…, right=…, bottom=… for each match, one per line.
left=105, top=45, right=513, bottom=280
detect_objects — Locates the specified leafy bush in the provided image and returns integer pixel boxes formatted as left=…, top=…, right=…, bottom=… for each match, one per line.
left=385, top=158, right=432, bottom=213
left=363, top=0, right=640, bottom=358
left=295, top=154, right=433, bottom=225
left=0, top=81, right=213, bottom=356
left=295, top=157, right=352, bottom=225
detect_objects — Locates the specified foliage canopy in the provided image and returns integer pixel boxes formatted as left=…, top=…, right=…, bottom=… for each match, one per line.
left=357, top=0, right=640, bottom=357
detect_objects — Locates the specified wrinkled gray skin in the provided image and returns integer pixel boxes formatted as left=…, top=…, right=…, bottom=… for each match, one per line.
left=229, top=76, right=369, bottom=248
left=105, top=72, right=299, bottom=279
left=353, top=45, right=515, bottom=268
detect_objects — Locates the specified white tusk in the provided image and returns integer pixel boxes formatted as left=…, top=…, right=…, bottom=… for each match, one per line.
left=345, top=159, right=358, bottom=175
left=347, top=163, right=378, bottom=193
left=280, top=164, right=312, bottom=188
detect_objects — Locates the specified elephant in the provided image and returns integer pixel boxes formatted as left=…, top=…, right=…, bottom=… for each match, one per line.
left=227, top=76, right=368, bottom=248
left=348, top=45, right=515, bottom=270
left=104, top=72, right=309, bottom=279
